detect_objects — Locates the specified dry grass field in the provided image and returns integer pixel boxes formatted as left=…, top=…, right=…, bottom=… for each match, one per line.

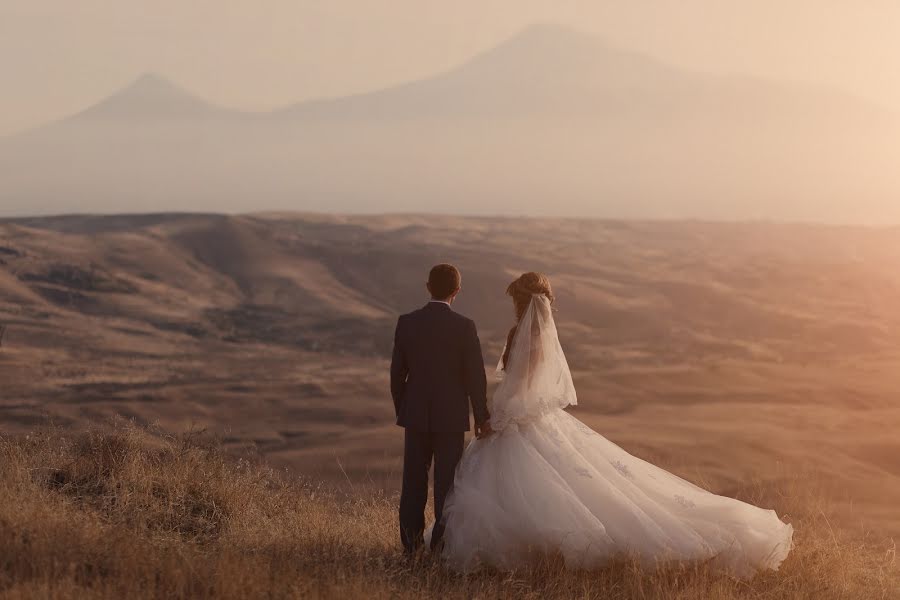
left=1, top=424, right=897, bottom=599
left=2, top=213, right=900, bottom=597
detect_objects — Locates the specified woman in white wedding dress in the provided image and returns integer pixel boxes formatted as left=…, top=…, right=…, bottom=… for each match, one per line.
left=432, top=273, right=793, bottom=578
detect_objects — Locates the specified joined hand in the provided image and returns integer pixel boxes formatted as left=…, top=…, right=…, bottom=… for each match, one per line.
left=475, top=420, right=494, bottom=439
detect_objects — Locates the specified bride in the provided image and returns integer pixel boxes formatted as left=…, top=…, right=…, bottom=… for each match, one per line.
left=431, top=272, right=793, bottom=578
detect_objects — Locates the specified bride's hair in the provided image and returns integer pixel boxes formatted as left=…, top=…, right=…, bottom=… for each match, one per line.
left=506, top=272, right=554, bottom=321
left=502, top=272, right=554, bottom=369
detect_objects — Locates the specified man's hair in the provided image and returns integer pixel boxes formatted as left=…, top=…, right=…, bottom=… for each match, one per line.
left=428, top=264, right=461, bottom=300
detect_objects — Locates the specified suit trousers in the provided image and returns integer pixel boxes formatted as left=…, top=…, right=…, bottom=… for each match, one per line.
left=399, top=428, right=465, bottom=553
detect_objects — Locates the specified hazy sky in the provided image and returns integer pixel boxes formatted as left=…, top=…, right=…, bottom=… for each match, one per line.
left=2, top=1, right=899, bottom=136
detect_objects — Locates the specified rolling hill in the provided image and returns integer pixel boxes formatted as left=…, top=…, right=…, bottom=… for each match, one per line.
left=2, top=213, right=900, bottom=540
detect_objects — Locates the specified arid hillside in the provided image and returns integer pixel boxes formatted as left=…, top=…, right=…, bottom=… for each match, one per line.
left=2, top=425, right=896, bottom=599
left=2, top=213, right=900, bottom=538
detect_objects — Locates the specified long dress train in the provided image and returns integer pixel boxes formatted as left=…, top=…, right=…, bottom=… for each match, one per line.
left=435, top=295, right=792, bottom=578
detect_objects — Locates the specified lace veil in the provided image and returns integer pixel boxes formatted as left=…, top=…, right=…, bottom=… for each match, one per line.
left=490, top=294, right=577, bottom=429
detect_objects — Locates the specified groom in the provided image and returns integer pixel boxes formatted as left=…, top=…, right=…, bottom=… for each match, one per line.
left=391, top=263, right=492, bottom=555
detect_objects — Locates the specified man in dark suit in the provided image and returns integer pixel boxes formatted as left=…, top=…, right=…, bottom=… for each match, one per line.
left=391, top=263, right=493, bottom=554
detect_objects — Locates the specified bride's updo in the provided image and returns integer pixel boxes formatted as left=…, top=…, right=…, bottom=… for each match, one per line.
left=506, top=272, right=554, bottom=322
left=501, top=272, right=554, bottom=370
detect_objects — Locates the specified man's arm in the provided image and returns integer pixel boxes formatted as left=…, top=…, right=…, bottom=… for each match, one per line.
left=463, top=319, right=490, bottom=429
left=390, top=318, right=408, bottom=418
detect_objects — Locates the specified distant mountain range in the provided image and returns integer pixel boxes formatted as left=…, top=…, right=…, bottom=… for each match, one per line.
left=1, top=24, right=897, bottom=222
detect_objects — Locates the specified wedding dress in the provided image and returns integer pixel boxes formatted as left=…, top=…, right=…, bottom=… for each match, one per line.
left=434, top=294, right=793, bottom=578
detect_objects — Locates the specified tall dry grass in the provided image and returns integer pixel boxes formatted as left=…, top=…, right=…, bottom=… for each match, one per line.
left=0, top=423, right=897, bottom=599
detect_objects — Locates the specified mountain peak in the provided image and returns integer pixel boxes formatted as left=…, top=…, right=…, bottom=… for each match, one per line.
left=125, top=72, right=185, bottom=94
left=74, top=72, right=227, bottom=120
left=510, top=22, right=606, bottom=44
left=442, top=22, right=680, bottom=89
left=487, top=23, right=628, bottom=59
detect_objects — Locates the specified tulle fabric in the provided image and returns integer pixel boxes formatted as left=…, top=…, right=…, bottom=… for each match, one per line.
left=434, top=296, right=793, bottom=578
left=491, top=295, right=577, bottom=430
left=439, top=409, right=792, bottom=578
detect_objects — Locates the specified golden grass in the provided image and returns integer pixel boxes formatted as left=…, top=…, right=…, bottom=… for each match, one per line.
left=1, top=424, right=897, bottom=599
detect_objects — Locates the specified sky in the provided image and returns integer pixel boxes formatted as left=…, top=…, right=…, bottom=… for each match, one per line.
left=2, top=1, right=900, bottom=137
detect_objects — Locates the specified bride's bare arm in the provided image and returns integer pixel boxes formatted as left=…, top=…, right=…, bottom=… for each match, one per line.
left=527, top=314, right=543, bottom=386
left=502, top=317, right=543, bottom=387
left=501, top=325, right=517, bottom=371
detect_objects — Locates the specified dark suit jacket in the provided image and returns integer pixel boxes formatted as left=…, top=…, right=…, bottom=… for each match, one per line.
left=390, top=302, right=489, bottom=432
